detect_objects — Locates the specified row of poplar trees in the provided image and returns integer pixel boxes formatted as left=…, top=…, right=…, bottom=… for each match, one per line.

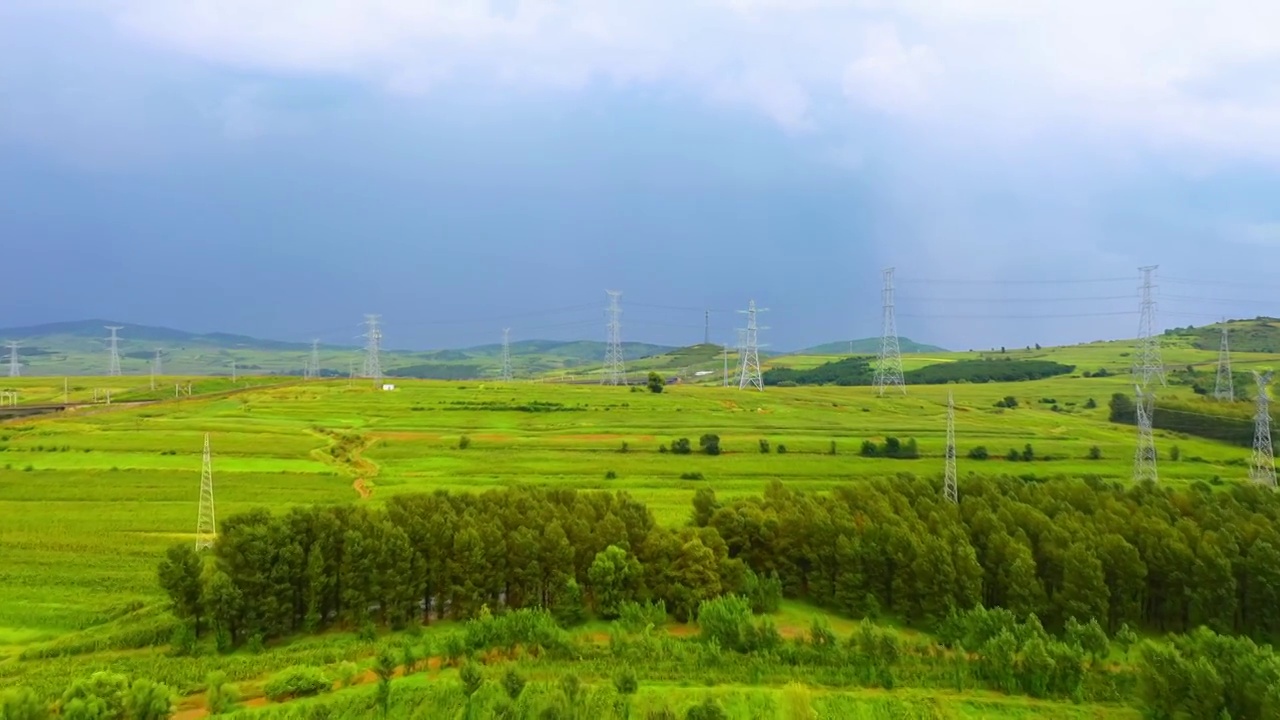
left=161, top=475, right=1280, bottom=647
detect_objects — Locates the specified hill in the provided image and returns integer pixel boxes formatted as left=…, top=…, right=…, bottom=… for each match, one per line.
left=1164, top=317, right=1280, bottom=353
left=799, top=337, right=946, bottom=354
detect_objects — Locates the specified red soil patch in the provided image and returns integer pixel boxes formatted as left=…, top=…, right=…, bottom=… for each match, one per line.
left=353, top=478, right=372, bottom=499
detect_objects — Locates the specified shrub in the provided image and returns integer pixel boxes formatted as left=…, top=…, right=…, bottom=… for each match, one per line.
left=1084, top=398, right=1098, bottom=408
left=1006, top=449, right=1020, bottom=462
left=968, top=446, right=989, bottom=460
left=827, top=440, right=837, bottom=455
left=860, top=440, right=878, bottom=457
left=604, top=470, right=618, bottom=480
left=263, top=666, right=330, bottom=702
left=699, top=434, right=721, bottom=456
left=457, top=435, right=471, bottom=450
left=776, top=444, right=788, bottom=454
left=994, top=396, right=1019, bottom=409
left=680, top=472, right=705, bottom=481
left=671, top=438, right=692, bottom=455
left=205, top=671, right=238, bottom=715
left=1088, top=446, right=1103, bottom=460
left=1170, top=445, right=1181, bottom=462
left=335, top=661, right=359, bottom=688
left=647, top=372, right=665, bottom=394
left=759, top=439, right=771, bottom=454
left=618, top=600, right=667, bottom=632
left=619, top=441, right=629, bottom=453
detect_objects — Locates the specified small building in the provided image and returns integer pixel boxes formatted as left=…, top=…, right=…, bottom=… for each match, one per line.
left=381, top=383, right=396, bottom=391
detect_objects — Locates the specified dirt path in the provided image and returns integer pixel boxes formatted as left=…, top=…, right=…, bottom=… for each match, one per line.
left=308, top=428, right=381, bottom=500
left=353, top=478, right=372, bottom=499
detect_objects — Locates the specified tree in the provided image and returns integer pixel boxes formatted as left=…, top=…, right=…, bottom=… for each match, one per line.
left=759, top=438, right=771, bottom=454
left=968, top=446, right=989, bottom=460
left=614, top=669, right=638, bottom=719
left=671, top=438, right=692, bottom=455
left=1088, top=445, right=1102, bottom=460
left=61, top=672, right=130, bottom=720
left=588, top=545, right=641, bottom=618
left=1057, top=545, right=1108, bottom=629
left=685, top=698, right=727, bottom=720
left=553, top=578, right=587, bottom=627
left=374, top=646, right=397, bottom=716
left=501, top=668, right=526, bottom=702
left=647, top=372, right=665, bottom=394
left=1170, top=445, right=1181, bottom=462
left=1084, top=397, right=1097, bottom=409
left=123, top=680, right=172, bottom=720
left=204, top=672, right=238, bottom=716
left=691, top=488, right=718, bottom=528
left=157, top=544, right=204, bottom=634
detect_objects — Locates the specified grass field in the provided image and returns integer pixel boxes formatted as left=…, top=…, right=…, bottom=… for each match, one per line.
left=0, top=331, right=1271, bottom=716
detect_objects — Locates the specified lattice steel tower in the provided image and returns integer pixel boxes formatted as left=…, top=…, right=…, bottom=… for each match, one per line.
left=873, top=267, right=906, bottom=396
left=1251, top=371, right=1276, bottom=488
left=6, top=341, right=20, bottom=378
left=1133, top=384, right=1158, bottom=484
left=361, top=315, right=383, bottom=380
left=737, top=300, right=768, bottom=391
left=1133, top=266, right=1165, bottom=387
left=196, top=433, right=217, bottom=550
left=944, top=392, right=958, bottom=504
left=106, top=326, right=123, bottom=376
left=1215, top=325, right=1234, bottom=401
left=500, top=328, right=513, bottom=382
left=603, top=291, right=627, bottom=385
left=308, top=340, right=321, bottom=380
left=150, top=349, right=162, bottom=390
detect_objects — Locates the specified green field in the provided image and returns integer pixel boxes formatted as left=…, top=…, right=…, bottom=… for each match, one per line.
left=0, top=327, right=1273, bottom=717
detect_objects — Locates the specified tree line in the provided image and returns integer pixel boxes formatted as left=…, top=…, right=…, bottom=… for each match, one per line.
left=763, top=357, right=1075, bottom=386
left=1109, top=392, right=1261, bottom=446
left=163, top=474, right=1280, bottom=652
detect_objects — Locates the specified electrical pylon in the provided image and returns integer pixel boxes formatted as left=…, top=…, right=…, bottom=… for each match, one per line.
left=704, top=310, right=710, bottom=346
left=873, top=267, right=906, bottom=396
left=603, top=291, right=626, bottom=385
left=1251, top=371, right=1276, bottom=488
left=737, top=300, right=767, bottom=391
left=944, top=392, right=958, bottom=504
left=196, top=433, right=216, bottom=550
left=150, top=349, right=162, bottom=390
left=6, top=341, right=20, bottom=377
left=308, top=339, right=320, bottom=380
left=105, top=326, right=123, bottom=376
left=1214, top=325, right=1234, bottom=401
left=722, top=343, right=731, bottom=387
left=361, top=315, right=383, bottom=380
left=1133, top=266, right=1165, bottom=387
left=1133, top=384, right=1158, bottom=484
left=500, top=328, right=513, bottom=382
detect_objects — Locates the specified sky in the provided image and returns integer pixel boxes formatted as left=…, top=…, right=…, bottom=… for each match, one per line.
left=2, top=0, right=1279, bottom=352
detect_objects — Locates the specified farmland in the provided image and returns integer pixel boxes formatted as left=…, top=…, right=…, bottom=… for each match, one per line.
left=0, top=328, right=1277, bottom=718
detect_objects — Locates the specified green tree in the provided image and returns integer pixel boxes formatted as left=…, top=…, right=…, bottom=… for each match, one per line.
left=1057, top=545, right=1108, bottom=629
left=123, top=680, right=172, bottom=720
left=698, top=434, right=721, bottom=456
left=691, top=488, right=718, bottom=528
left=587, top=545, right=641, bottom=618
left=553, top=578, right=587, bottom=627
left=373, top=646, right=397, bottom=716
left=157, top=544, right=204, bottom=635
left=671, top=438, right=692, bottom=455
left=685, top=698, right=727, bottom=720
left=204, top=672, right=238, bottom=716
left=61, top=672, right=130, bottom=720
left=647, top=372, right=665, bottom=394
left=0, top=687, right=49, bottom=720
left=614, top=669, right=638, bottom=719
left=501, top=668, right=526, bottom=702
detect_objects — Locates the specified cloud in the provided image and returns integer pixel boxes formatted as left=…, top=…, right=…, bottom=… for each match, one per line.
left=11, top=0, right=1280, bottom=163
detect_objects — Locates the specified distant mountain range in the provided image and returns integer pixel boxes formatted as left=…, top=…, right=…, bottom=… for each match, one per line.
left=798, top=338, right=946, bottom=355
left=0, top=320, right=944, bottom=378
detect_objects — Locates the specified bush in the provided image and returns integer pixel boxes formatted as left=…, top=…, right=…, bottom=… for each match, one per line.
left=619, top=441, right=629, bottom=453
left=680, top=472, right=705, bottom=481
left=776, top=444, right=788, bottom=454
left=618, top=600, right=667, bottom=632
left=968, top=446, right=989, bottom=460
left=335, top=661, right=359, bottom=688
left=457, top=435, right=471, bottom=450
left=994, top=396, right=1019, bottom=409
left=671, top=438, right=692, bottom=455
left=1170, top=445, right=1181, bottom=462
left=647, top=372, right=665, bottom=394
left=1084, top=398, right=1098, bottom=409
left=1088, top=446, right=1102, bottom=460
left=759, top=439, right=771, bottom=454
left=860, top=440, right=878, bottom=457
left=205, top=671, right=238, bottom=715
left=263, top=666, right=330, bottom=702
left=699, top=434, right=721, bottom=456
left=827, top=441, right=837, bottom=455
left=604, top=470, right=618, bottom=480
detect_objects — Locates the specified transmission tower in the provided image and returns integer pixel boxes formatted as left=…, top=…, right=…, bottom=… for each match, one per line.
left=500, top=328, right=513, bottom=382
left=944, top=392, right=958, bottom=504
left=150, top=349, right=162, bottom=390
left=873, top=267, right=906, bottom=396
left=308, top=339, right=320, bottom=380
left=1214, top=325, right=1234, bottom=401
left=1251, top=371, right=1276, bottom=488
left=603, top=291, right=626, bottom=385
left=722, top=343, right=731, bottom=387
left=1133, top=266, right=1166, bottom=387
left=704, top=311, right=710, bottom=346
left=361, top=315, right=383, bottom=380
left=196, top=433, right=216, bottom=550
left=105, top=326, right=123, bottom=376
left=1133, top=384, right=1159, bottom=484
left=6, top=341, right=20, bottom=378
left=737, top=300, right=767, bottom=391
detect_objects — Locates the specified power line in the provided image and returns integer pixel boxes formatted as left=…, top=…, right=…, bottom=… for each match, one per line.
left=899, top=276, right=1133, bottom=285
left=899, top=295, right=1135, bottom=303
left=874, top=268, right=906, bottom=396
left=900, top=311, right=1138, bottom=320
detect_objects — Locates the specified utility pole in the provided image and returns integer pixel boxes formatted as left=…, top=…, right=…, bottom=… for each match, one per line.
left=6, top=341, right=19, bottom=377
left=737, top=300, right=767, bottom=391
left=873, top=268, right=906, bottom=396
left=361, top=315, right=383, bottom=380
left=500, top=328, right=513, bottom=382
left=1251, top=371, right=1276, bottom=488
left=196, top=433, right=216, bottom=550
left=944, top=392, right=958, bottom=504
left=1133, top=266, right=1166, bottom=387
left=105, top=326, right=123, bottom=376
left=309, top=339, right=320, bottom=380
left=1133, top=384, right=1158, bottom=484
left=1214, top=324, right=1234, bottom=402
left=603, top=291, right=626, bottom=385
